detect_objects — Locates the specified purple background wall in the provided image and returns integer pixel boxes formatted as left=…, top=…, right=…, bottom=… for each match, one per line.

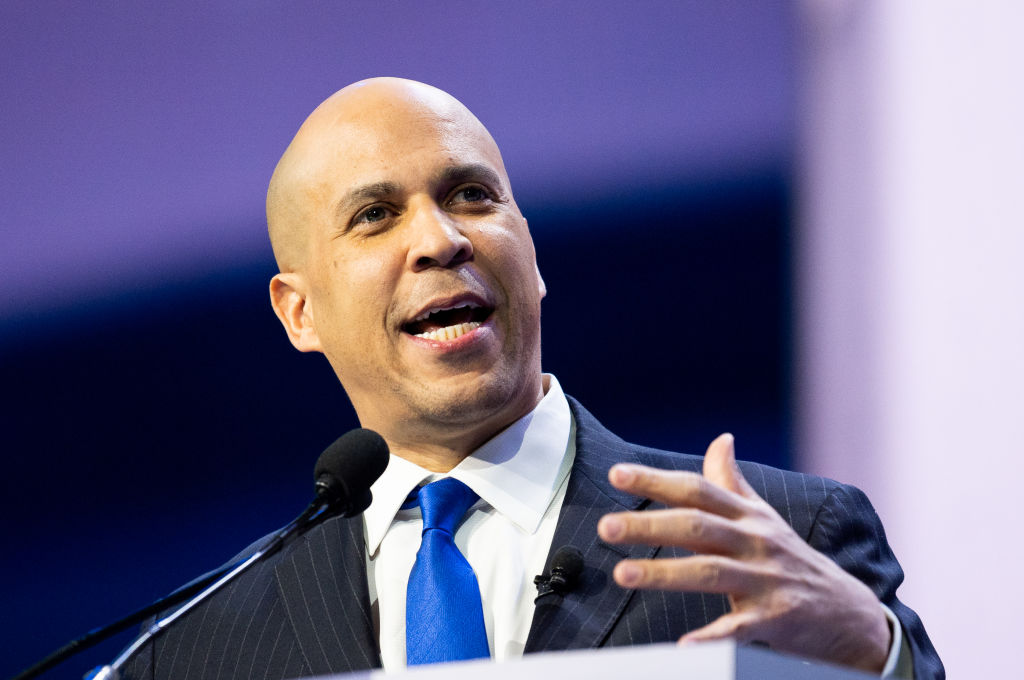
left=1, top=3, right=796, bottom=678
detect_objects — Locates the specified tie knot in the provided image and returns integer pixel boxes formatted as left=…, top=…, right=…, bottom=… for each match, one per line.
left=416, top=478, right=479, bottom=535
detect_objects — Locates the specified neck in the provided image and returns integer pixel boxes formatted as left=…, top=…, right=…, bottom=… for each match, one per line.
left=387, top=443, right=473, bottom=473
left=379, top=375, right=548, bottom=472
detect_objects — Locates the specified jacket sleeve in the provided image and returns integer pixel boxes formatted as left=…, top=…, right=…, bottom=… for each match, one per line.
left=807, top=482, right=944, bottom=680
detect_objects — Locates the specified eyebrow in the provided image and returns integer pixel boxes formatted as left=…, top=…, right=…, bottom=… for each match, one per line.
left=335, top=180, right=402, bottom=219
left=434, top=163, right=505, bottom=191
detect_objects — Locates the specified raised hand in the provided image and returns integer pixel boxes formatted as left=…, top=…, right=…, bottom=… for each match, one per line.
left=596, top=434, right=891, bottom=673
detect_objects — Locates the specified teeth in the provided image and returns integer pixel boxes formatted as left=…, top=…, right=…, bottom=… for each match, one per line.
left=412, top=303, right=480, bottom=323
left=415, top=321, right=481, bottom=341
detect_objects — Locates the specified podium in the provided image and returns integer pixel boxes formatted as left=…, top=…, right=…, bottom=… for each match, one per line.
left=314, top=641, right=876, bottom=680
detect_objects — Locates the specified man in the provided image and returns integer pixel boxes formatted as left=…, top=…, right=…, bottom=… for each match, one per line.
left=122, top=78, right=942, bottom=679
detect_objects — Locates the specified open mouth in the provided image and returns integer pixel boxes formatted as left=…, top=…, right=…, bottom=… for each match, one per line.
left=402, top=303, right=493, bottom=341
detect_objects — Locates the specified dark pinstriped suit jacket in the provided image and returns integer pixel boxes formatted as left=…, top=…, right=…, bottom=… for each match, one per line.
left=122, top=398, right=943, bottom=680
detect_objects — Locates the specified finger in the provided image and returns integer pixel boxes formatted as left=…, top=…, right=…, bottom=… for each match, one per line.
left=608, top=464, right=746, bottom=518
left=612, top=555, right=761, bottom=594
left=598, top=508, right=754, bottom=556
left=702, top=433, right=759, bottom=500
left=678, top=610, right=760, bottom=645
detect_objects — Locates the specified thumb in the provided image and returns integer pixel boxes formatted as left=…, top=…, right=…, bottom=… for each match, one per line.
left=702, top=433, right=757, bottom=499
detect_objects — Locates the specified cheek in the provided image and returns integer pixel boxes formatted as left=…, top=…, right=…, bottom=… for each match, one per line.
left=326, top=251, right=401, bottom=326
left=487, top=233, right=542, bottom=298
left=474, top=230, right=544, bottom=346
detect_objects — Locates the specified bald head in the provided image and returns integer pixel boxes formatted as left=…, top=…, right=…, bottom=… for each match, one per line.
left=265, top=77, right=544, bottom=466
left=266, top=78, right=508, bottom=273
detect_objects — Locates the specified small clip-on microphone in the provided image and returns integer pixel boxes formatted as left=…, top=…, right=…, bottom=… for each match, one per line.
left=534, top=545, right=584, bottom=603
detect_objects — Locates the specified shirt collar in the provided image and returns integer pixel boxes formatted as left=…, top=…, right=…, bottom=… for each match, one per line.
left=363, top=374, right=573, bottom=556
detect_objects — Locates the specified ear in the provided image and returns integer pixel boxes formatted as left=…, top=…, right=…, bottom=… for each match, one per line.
left=269, top=272, right=322, bottom=353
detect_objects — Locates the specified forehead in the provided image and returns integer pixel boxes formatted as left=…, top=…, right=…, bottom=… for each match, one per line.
left=296, top=91, right=507, bottom=192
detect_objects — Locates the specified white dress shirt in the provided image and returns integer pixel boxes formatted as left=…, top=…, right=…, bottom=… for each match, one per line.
left=363, top=375, right=575, bottom=671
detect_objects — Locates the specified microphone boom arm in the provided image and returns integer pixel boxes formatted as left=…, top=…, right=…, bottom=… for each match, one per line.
left=90, top=501, right=330, bottom=680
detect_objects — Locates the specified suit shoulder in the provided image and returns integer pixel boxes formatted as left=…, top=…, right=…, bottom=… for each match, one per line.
left=630, top=444, right=842, bottom=534
left=629, top=442, right=705, bottom=470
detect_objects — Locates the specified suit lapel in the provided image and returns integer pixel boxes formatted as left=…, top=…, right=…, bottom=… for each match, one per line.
left=274, top=514, right=381, bottom=674
left=525, top=398, right=664, bottom=653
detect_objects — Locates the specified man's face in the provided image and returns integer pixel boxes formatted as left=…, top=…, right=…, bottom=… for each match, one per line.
left=273, top=84, right=545, bottom=449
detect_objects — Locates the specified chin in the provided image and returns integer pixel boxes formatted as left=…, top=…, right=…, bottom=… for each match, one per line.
left=410, top=366, right=539, bottom=427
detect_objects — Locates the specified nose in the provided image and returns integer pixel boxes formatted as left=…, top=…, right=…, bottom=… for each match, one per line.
left=405, top=200, right=474, bottom=271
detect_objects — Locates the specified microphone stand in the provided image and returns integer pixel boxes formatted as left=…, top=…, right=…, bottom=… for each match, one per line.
left=88, top=501, right=330, bottom=680
left=13, top=501, right=329, bottom=680
left=14, top=427, right=388, bottom=680
left=12, top=566, right=231, bottom=680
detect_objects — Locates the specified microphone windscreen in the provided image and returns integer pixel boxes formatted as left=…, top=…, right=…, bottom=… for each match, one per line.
left=552, top=546, right=584, bottom=579
left=314, top=428, right=390, bottom=504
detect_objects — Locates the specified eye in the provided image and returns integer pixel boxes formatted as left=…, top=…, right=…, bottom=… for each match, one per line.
left=347, top=204, right=398, bottom=236
left=356, top=205, right=390, bottom=223
left=448, top=185, right=491, bottom=205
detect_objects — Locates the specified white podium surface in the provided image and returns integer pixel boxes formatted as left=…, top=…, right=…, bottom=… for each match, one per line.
left=307, top=641, right=875, bottom=680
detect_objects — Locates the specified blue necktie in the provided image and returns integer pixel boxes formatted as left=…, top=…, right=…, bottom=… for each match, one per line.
left=405, top=477, right=490, bottom=665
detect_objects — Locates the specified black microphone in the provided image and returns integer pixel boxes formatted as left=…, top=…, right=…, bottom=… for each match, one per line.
left=314, top=428, right=390, bottom=517
left=534, top=546, right=584, bottom=603
left=13, top=429, right=389, bottom=680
